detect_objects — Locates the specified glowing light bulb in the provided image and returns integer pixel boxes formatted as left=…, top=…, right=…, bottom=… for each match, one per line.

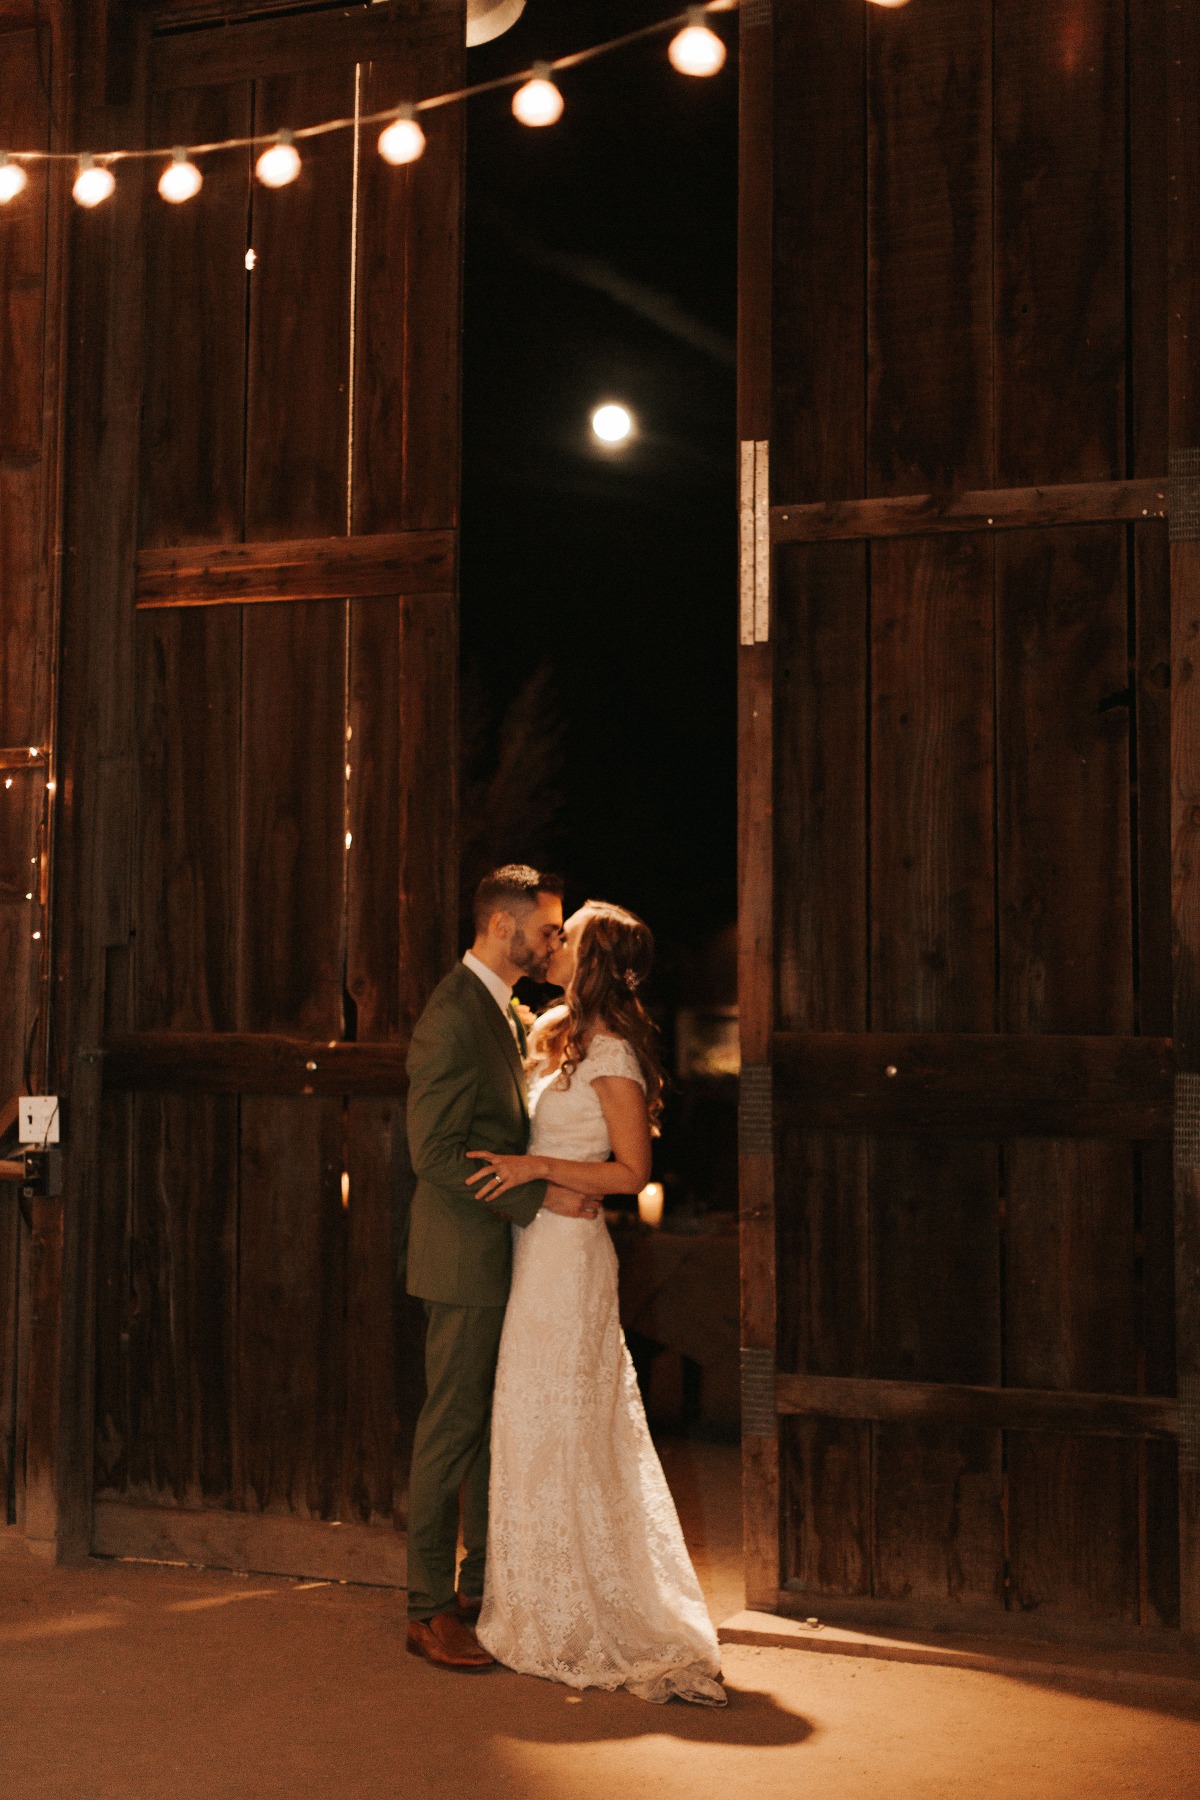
left=866, top=0, right=913, bottom=7
left=256, top=132, right=301, bottom=189
left=0, top=154, right=28, bottom=204
left=637, top=1182, right=664, bottom=1228
left=591, top=403, right=634, bottom=445
left=245, top=248, right=257, bottom=271
left=345, top=830, right=353, bottom=849
left=158, top=148, right=203, bottom=204
left=668, top=11, right=727, bottom=77
left=378, top=107, right=426, bottom=166
left=4, top=778, right=11, bottom=789
left=512, top=64, right=564, bottom=127
left=73, top=155, right=115, bottom=208
left=341, top=1171, right=350, bottom=1210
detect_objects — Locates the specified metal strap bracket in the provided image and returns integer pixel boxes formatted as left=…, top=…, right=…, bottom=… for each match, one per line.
left=741, top=1346, right=778, bottom=1437
left=1181, top=1376, right=1200, bottom=1475
left=739, top=439, right=771, bottom=645
left=1175, top=1071, right=1200, bottom=1168
left=1169, top=448, right=1200, bottom=543
left=739, top=1062, right=774, bottom=1155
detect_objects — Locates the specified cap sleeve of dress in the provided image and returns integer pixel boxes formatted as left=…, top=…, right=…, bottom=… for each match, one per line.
left=582, top=1033, right=646, bottom=1090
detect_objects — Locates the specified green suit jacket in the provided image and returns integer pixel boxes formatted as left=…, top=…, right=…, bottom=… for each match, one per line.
left=405, top=961, right=546, bottom=1307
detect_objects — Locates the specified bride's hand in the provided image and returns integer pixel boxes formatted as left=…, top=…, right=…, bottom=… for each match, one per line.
left=466, top=1151, right=543, bottom=1201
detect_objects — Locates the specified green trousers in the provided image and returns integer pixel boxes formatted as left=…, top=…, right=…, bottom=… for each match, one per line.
left=406, top=1301, right=506, bottom=1621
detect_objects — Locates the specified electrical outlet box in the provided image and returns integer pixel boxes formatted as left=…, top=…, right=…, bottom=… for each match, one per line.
left=19, top=1095, right=60, bottom=1145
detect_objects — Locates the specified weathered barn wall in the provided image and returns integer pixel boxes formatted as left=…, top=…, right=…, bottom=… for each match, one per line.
left=1, top=0, right=464, bottom=1569
left=739, top=0, right=1199, bottom=1647
left=0, top=3, right=70, bottom=1539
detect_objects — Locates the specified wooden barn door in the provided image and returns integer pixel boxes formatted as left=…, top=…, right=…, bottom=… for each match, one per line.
left=50, top=2, right=463, bottom=1578
left=738, top=0, right=1199, bottom=1646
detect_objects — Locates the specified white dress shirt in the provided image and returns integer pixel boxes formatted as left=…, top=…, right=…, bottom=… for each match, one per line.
left=463, top=950, right=520, bottom=1045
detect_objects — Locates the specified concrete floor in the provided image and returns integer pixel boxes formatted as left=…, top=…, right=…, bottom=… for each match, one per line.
left=3, top=1441, right=1198, bottom=1800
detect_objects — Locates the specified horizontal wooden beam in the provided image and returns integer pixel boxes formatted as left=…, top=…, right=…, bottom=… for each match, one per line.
left=150, top=2, right=455, bottom=92
left=772, top=1031, right=1173, bottom=1138
left=93, top=1499, right=407, bottom=1587
left=102, top=1032, right=409, bottom=1096
left=0, top=747, right=47, bottom=772
left=775, top=1373, right=1184, bottom=1441
left=0, top=1160, right=23, bottom=1181
left=771, top=477, right=1167, bottom=545
left=134, top=532, right=456, bottom=610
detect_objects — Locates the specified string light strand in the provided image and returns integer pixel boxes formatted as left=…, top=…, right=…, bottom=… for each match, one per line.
left=0, top=1, right=739, bottom=170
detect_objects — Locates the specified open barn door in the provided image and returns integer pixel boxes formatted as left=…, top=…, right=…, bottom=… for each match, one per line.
left=738, top=0, right=1198, bottom=1647
left=43, top=1, right=464, bottom=1577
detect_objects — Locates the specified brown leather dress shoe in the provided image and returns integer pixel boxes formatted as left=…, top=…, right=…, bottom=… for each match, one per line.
left=406, top=1611, right=495, bottom=1671
left=455, top=1592, right=483, bottom=1624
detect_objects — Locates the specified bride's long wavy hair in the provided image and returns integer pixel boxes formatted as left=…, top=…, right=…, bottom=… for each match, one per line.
left=537, top=901, right=665, bottom=1132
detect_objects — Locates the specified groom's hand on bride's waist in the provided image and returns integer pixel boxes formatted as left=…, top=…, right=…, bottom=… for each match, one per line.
left=541, top=1185, right=602, bottom=1221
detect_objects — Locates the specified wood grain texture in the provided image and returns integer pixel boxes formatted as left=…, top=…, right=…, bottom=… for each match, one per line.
left=150, top=0, right=457, bottom=93
left=104, top=1032, right=409, bottom=1095
left=774, top=545, right=868, bottom=1033
left=1168, top=0, right=1200, bottom=1643
left=993, top=0, right=1126, bottom=484
left=356, top=37, right=464, bottom=534
left=772, top=1030, right=1172, bottom=1138
left=138, top=81, right=251, bottom=551
left=135, top=533, right=456, bottom=608
left=0, top=29, right=47, bottom=463
left=867, top=0, right=992, bottom=495
left=134, top=611, right=240, bottom=1034
left=236, top=1098, right=345, bottom=1516
left=770, top=0, right=864, bottom=501
left=396, top=591, right=458, bottom=1034
left=245, top=66, right=353, bottom=542
left=869, top=537, right=995, bottom=1033
left=777, top=1374, right=1184, bottom=1440
left=772, top=479, right=1167, bottom=544
left=238, top=599, right=346, bottom=1038
left=45, top=28, right=147, bottom=1555
left=997, top=513, right=1140, bottom=1622
left=997, top=528, right=1134, bottom=1035
left=737, top=0, right=777, bottom=1611
left=93, top=1497, right=407, bottom=1586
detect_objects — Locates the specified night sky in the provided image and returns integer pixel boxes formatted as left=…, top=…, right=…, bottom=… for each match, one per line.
left=460, top=0, right=739, bottom=977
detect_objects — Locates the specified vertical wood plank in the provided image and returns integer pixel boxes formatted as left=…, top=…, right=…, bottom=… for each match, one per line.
left=245, top=66, right=354, bottom=541
left=774, top=541, right=871, bottom=1602
left=738, top=0, right=777, bottom=1610
left=993, top=0, right=1126, bottom=485
left=237, top=1098, right=345, bottom=1517
left=139, top=82, right=251, bottom=549
left=868, top=533, right=1002, bottom=1607
left=1168, top=0, right=1200, bottom=1645
left=771, top=0, right=864, bottom=503
left=47, top=30, right=146, bottom=1553
left=998, top=524, right=1140, bottom=1623
left=867, top=0, right=992, bottom=496
left=356, top=15, right=464, bottom=536
left=236, top=63, right=355, bottom=1521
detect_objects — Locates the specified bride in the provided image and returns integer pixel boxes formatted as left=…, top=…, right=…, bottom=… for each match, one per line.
left=465, top=900, right=726, bottom=1706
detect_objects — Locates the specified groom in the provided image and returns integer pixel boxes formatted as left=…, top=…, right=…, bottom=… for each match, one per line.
left=404, top=864, right=599, bottom=1670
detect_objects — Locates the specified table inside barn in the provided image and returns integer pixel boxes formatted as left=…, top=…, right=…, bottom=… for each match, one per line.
left=609, top=1216, right=740, bottom=1433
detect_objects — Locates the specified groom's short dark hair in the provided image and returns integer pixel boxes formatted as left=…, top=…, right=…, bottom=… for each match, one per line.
left=473, top=864, right=564, bottom=933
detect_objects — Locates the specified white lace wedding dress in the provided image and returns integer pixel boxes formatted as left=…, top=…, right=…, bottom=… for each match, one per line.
left=476, top=1032, right=725, bottom=1705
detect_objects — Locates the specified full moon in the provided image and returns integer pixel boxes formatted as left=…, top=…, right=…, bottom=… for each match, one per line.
left=591, top=403, right=634, bottom=445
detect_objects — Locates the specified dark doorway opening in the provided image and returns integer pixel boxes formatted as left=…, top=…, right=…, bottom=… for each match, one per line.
left=461, top=0, right=740, bottom=1437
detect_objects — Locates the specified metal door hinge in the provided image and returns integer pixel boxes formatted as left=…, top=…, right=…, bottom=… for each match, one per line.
left=741, top=1346, right=778, bottom=1437
left=740, top=439, right=770, bottom=645
left=1169, top=448, right=1200, bottom=542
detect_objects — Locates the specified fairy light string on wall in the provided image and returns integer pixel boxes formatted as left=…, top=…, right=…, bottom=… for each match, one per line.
left=2, top=1, right=912, bottom=208
left=0, top=1, right=751, bottom=209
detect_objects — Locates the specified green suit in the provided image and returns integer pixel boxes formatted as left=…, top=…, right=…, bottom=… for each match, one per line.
left=404, top=961, right=545, bottom=1619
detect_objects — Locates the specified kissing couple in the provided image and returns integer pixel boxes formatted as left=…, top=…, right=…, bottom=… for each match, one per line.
left=402, top=863, right=726, bottom=1706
